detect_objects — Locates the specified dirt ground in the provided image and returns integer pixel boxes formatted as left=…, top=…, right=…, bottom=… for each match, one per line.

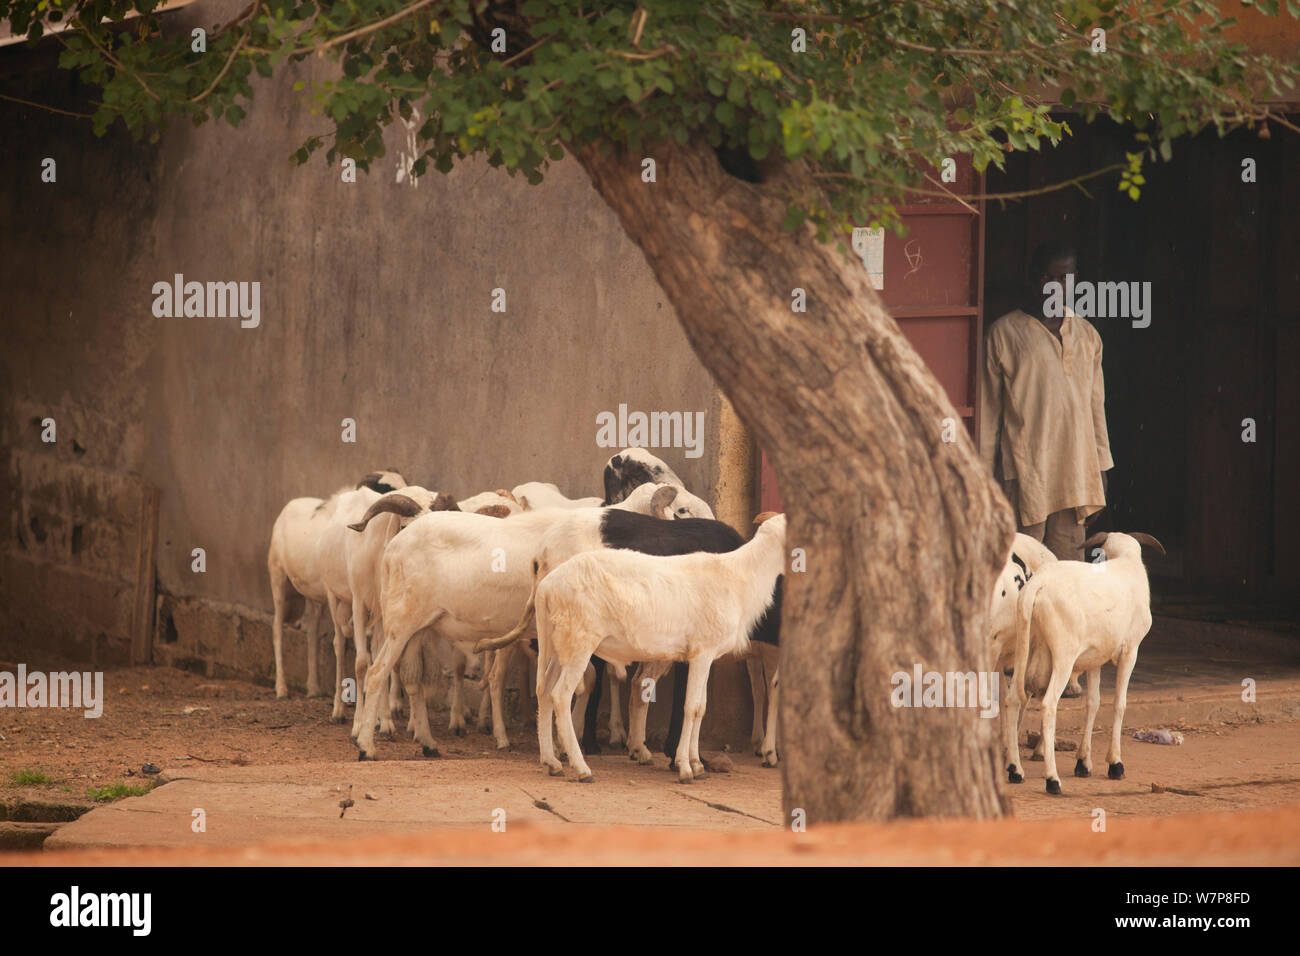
left=2, top=663, right=1298, bottom=864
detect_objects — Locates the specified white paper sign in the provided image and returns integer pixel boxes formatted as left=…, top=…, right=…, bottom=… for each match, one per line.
left=852, top=226, right=885, bottom=290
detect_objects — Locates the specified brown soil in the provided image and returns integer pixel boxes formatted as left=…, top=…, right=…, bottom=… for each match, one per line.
left=2, top=665, right=1298, bottom=865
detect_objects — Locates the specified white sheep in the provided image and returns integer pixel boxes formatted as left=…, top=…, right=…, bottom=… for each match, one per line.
left=353, top=487, right=691, bottom=759
left=456, top=489, right=523, bottom=516
left=341, top=486, right=459, bottom=739
left=1008, top=531, right=1166, bottom=794
left=473, top=484, right=714, bottom=752
left=602, top=448, right=687, bottom=504
left=266, top=471, right=404, bottom=701
left=512, top=482, right=603, bottom=511
left=534, top=512, right=787, bottom=783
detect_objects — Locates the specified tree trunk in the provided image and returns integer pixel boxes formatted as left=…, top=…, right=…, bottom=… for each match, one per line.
left=576, top=138, right=1015, bottom=821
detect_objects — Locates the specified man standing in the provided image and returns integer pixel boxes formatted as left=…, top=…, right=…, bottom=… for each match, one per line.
left=979, top=241, right=1113, bottom=560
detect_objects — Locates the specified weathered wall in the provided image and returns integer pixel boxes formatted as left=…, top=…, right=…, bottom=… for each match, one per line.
left=0, top=3, right=762, bottom=748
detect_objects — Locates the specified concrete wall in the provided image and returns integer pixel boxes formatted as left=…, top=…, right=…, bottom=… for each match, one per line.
left=0, top=4, right=761, bottom=749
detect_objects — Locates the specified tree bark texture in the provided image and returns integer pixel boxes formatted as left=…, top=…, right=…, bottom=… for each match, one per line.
left=576, top=138, right=1015, bottom=821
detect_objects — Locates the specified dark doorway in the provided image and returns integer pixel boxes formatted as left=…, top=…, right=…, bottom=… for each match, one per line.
left=983, top=116, right=1299, bottom=611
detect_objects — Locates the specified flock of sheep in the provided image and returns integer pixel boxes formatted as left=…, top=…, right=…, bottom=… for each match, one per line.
left=268, top=446, right=1165, bottom=795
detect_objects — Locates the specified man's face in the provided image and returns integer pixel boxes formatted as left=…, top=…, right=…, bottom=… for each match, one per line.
left=1034, top=255, right=1077, bottom=318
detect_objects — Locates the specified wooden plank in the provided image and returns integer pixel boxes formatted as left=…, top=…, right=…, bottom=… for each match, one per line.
left=131, top=485, right=161, bottom=666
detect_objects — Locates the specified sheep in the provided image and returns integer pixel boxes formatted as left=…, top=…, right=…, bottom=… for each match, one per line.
left=650, top=574, right=783, bottom=768
left=266, top=471, right=404, bottom=700
left=1008, top=531, right=1166, bottom=794
left=456, top=489, right=523, bottom=516
left=618, top=479, right=715, bottom=520
left=534, top=512, right=786, bottom=783
left=340, top=486, right=460, bottom=739
left=986, top=533, right=1057, bottom=776
left=602, top=447, right=687, bottom=505
left=512, top=482, right=604, bottom=511
left=347, top=489, right=508, bottom=746
left=353, top=486, right=692, bottom=759
left=473, top=488, right=738, bottom=754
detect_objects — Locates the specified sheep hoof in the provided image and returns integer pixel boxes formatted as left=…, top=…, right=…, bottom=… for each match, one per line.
left=421, top=746, right=441, bottom=758
left=1007, top=766, right=1023, bottom=784
left=357, top=751, right=373, bottom=762
left=1029, top=753, right=1044, bottom=762
left=495, top=740, right=511, bottom=752
left=547, top=765, right=564, bottom=777
left=451, top=726, right=466, bottom=738
left=578, top=774, right=594, bottom=784
left=1108, top=762, right=1125, bottom=780
left=1045, top=778, right=1061, bottom=795
left=678, top=775, right=693, bottom=784
left=1062, top=685, right=1082, bottom=699
left=330, top=715, right=347, bottom=725
left=762, top=753, right=779, bottom=768
left=1074, top=760, right=1091, bottom=778
left=275, top=688, right=289, bottom=700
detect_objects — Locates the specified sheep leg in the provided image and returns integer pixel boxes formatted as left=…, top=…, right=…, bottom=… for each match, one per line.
left=356, top=627, right=420, bottom=760
left=487, top=647, right=511, bottom=750
left=350, top=600, right=371, bottom=739
left=606, top=666, right=627, bottom=750
left=303, top=600, right=324, bottom=698
left=761, top=663, right=780, bottom=768
left=570, top=662, right=595, bottom=748
left=519, top=643, right=536, bottom=724
left=746, top=655, right=767, bottom=756
left=1074, top=666, right=1103, bottom=777
left=448, top=652, right=468, bottom=736
left=581, top=657, right=606, bottom=754
left=1002, top=672, right=1025, bottom=783
left=476, top=650, right=495, bottom=735
left=268, top=561, right=290, bottom=699
left=326, top=594, right=351, bottom=722
left=689, top=687, right=706, bottom=778
left=1039, top=660, right=1075, bottom=795
left=551, top=661, right=595, bottom=781
left=1107, top=651, right=1139, bottom=779
left=627, top=661, right=669, bottom=765
left=664, top=661, right=688, bottom=763
left=535, top=639, right=564, bottom=776
left=675, top=658, right=713, bottom=784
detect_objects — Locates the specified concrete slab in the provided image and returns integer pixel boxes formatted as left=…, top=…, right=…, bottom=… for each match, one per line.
left=44, top=755, right=784, bottom=850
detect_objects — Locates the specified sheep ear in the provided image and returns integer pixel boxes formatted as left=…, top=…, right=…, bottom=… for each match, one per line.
left=494, top=489, right=518, bottom=503
left=1130, top=532, right=1167, bottom=556
left=649, top=484, right=679, bottom=518
left=476, top=504, right=512, bottom=519
left=431, top=493, right=460, bottom=512
left=1082, top=532, right=1109, bottom=550
left=348, top=493, right=422, bottom=532
left=356, top=472, right=384, bottom=491
left=753, top=511, right=780, bottom=525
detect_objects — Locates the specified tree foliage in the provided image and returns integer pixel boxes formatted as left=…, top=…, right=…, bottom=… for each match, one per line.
left=5, top=0, right=1298, bottom=232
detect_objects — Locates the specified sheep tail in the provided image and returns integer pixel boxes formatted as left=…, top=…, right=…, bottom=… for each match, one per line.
left=1013, top=577, right=1040, bottom=705
left=473, top=559, right=540, bottom=653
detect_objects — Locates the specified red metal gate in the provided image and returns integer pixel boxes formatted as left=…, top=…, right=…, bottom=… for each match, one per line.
left=758, top=163, right=985, bottom=513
